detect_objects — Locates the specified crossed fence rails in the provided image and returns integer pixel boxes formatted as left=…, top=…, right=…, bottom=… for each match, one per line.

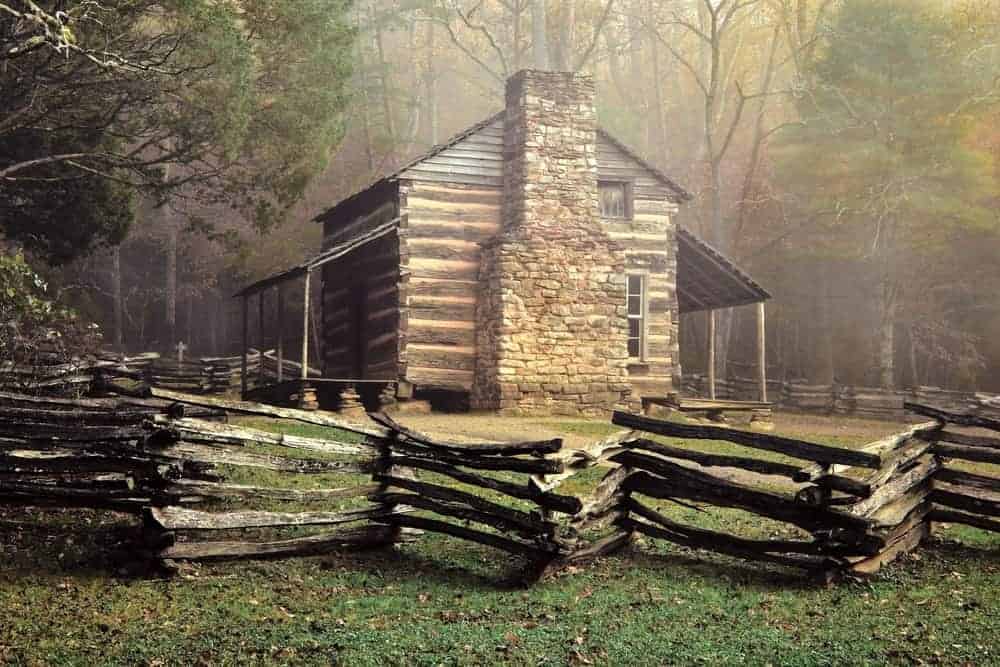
left=1, top=385, right=997, bottom=581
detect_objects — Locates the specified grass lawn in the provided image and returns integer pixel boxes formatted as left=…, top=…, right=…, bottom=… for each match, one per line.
left=0, top=412, right=997, bottom=666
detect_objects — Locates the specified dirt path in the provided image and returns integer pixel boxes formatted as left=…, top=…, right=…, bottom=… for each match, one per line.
left=389, top=413, right=615, bottom=449
left=393, top=410, right=906, bottom=450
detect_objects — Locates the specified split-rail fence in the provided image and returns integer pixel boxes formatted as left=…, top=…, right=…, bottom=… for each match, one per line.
left=0, top=380, right=997, bottom=582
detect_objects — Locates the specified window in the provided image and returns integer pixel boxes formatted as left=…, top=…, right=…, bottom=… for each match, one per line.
left=627, top=274, right=645, bottom=359
left=599, top=180, right=632, bottom=219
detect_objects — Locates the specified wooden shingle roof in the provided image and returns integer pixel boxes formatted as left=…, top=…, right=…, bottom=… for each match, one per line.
left=676, top=228, right=771, bottom=312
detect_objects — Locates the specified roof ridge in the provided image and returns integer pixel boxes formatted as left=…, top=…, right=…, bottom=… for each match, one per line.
left=313, top=110, right=693, bottom=224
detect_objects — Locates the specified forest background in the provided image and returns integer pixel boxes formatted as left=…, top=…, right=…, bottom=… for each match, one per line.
left=2, top=0, right=998, bottom=392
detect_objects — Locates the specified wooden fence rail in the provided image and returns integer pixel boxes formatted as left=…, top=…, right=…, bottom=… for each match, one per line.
left=683, top=374, right=997, bottom=421
left=0, top=381, right=997, bottom=581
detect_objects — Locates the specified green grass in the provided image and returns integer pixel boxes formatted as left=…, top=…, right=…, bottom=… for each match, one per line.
left=0, top=413, right=997, bottom=666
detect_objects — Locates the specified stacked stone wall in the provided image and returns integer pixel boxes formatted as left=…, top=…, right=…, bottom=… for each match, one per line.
left=471, top=70, right=634, bottom=415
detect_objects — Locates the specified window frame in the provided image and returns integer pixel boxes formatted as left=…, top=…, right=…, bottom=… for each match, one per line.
left=598, top=179, right=634, bottom=220
left=626, top=273, right=647, bottom=362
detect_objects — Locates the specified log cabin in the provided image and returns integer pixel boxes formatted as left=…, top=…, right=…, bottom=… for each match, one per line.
left=238, top=70, right=770, bottom=415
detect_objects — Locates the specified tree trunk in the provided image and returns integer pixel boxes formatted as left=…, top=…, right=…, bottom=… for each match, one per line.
left=649, top=9, right=669, bottom=159
left=815, top=270, right=836, bottom=384
left=372, top=4, right=396, bottom=163
left=164, top=214, right=177, bottom=352
left=878, top=280, right=897, bottom=389
left=512, top=0, right=524, bottom=71
left=908, top=323, right=919, bottom=389
left=555, top=1, right=575, bottom=70
left=531, top=0, right=549, bottom=69
left=424, top=19, right=438, bottom=145
left=111, top=245, right=123, bottom=351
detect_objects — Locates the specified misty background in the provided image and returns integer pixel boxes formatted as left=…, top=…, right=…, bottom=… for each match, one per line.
left=2, top=0, right=999, bottom=392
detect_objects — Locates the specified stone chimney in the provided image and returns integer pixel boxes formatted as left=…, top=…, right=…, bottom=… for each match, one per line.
left=471, top=71, right=632, bottom=415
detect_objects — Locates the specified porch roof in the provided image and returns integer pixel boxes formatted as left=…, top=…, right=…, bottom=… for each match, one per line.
left=234, top=218, right=400, bottom=298
left=677, top=227, right=771, bottom=313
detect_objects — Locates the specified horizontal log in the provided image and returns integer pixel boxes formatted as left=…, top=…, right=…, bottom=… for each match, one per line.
left=148, top=388, right=388, bottom=438
left=932, top=442, right=1000, bottom=465
left=378, top=492, right=549, bottom=540
left=161, top=442, right=372, bottom=475
left=807, top=475, right=871, bottom=499
left=930, top=488, right=1000, bottom=518
left=0, top=422, right=148, bottom=442
left=388, top=455, right=582, bottom=514
left=929, top=508, right=1000, bottom=533
left=159, top=525, right=400, bottom=560
left=155, top=417, right=377, bottom=457
left=618, top=517, right=839, bottom=571
left=0, top=451, right=161, bottom=475
left=388, top=514, right=557, bottom=557
left=375, top=474, right=552, bottom=535
left=0, top=406, right=153, bottom=425
left=627, top=438, right=802, bottom=479
left=794, top=422, right=940, bottom=483
left=147, top=505, right=397, bottom=531
left=0, top=482, right=153, bottom=512
left=387, top=440, right=564, bottom=475
left=164, top=480, right=380, bottom=502
left=370, top=412, right=562, bottom=456
left=406, top=323, right=476, bottom=347
left=932, top=430, right=1000, bottom=450
left=613, top=411, right=881, bottom=469
left=624, top=497, right=871, bottom=558
left=615, top=452, right=873, bottom=534
left=933, top=468, right=1000, bottom=494
left=904, top=402, right=1000, bottom=431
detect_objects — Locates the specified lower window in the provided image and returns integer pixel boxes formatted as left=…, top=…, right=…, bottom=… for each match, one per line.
left=627, top=274, right=645, bottom=359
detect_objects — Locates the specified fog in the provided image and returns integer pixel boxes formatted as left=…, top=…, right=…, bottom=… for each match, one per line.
left=3, top=0, right=998, bottom=392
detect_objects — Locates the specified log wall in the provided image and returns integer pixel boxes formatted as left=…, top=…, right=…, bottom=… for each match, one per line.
left=393, top=126, right=681, bottom=401
left=398, top=180, right=502, bottom=391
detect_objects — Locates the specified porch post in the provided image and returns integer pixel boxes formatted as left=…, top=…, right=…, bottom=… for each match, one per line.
left=757, top=301, right=767, bottom=402
left=258, top=291, right=265, bottom=387
left=276, top=285, right=285, bottom=383
left=240, top=295, right=248, bottom=399
left=707, top=309, right=716, bottom=400
left=301, top=271, right=311, bottom=380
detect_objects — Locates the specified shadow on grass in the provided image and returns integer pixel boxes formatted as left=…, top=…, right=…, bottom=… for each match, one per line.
left=621, top=543, right=823, bottom=591
left=3, top=507, right=997, bottom=591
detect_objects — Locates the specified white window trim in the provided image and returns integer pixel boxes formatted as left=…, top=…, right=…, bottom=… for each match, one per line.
left=626, top=273, right=647, bottom=362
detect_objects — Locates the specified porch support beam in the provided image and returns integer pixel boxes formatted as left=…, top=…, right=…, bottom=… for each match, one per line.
left=240, top=295, right=248, bottom=399
left=301, top=271, right=311, bottom=380
left=757, top=301, right=767, bottom=403
left=707, top=308, right=716, bottom=400
left=276, top=285, right=285, bottom=383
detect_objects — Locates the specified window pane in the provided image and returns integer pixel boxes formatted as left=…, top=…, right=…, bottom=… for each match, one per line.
left=628, top=275, right=642, bottom=294
left=628, top=295, right=642, bottom=315
left=599, top=182, right=626, bottom=218
left=628, top=338, right=640, bottom=357
left=629, top=319, right=640, bottom=338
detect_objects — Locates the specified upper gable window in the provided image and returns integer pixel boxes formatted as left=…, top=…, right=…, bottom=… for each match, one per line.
left=599, top=180, right=632, bottom=219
